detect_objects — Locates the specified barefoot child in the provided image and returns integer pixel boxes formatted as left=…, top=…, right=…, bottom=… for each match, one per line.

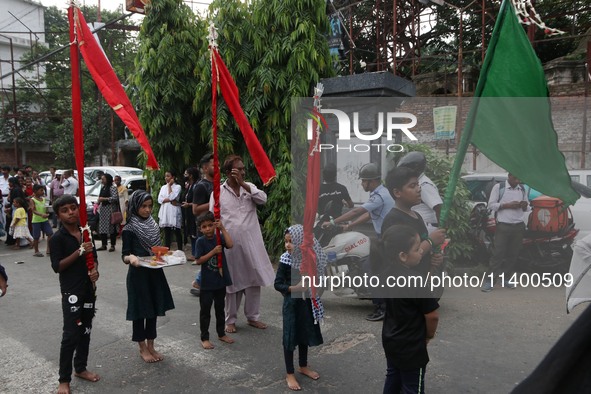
left=10, top=197, right=33, bottom=249
left=30, top=184, right=54, bottom=257
left=122, top=191, right=175, bottom=363
left=377, top=225, right=439, bottom=394
left=49, top=195, right=100, bottom=394
left=274, top=225, right=326, bottom=391
left=194, top=212, right=234, bottom=349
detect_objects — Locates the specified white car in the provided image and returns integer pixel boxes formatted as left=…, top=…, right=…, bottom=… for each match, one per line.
left=85, top=175, right=148, bottom=209
left=568, top=169, right=591, bottom=187
left=84, top=166, right=144, bottom=183
left=39, top=170, right=97, bottom=199
left=84, top=175, right=148, bottom=231
left=462, top=173, right=591, bottom=239
left=39, top=170, right=96, bottom=187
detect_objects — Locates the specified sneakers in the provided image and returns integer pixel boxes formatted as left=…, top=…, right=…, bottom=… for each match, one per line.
left=481, top=280, right=493, bottom=292
left=365, top=305, right=385, bottom=321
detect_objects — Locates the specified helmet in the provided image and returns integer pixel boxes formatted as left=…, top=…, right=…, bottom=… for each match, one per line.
left=398, top=151, right=426, bottom=174
left=358, top=163, right=381, bottom=180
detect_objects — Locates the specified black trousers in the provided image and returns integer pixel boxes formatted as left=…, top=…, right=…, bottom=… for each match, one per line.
left=199, top=288, right=226, bottom=341
left=100, top=233, right=117, bottom=247
left=4, top=216, right=14, bottom=245
left=284, top=345, right=309, bottom=374
left=384, top=357, right=426, bottom=394
left=132, top=318, right=157, bottom=342
left=163, top=227, right=182, bottom=250
left=59, top=291, right=95, bottom=383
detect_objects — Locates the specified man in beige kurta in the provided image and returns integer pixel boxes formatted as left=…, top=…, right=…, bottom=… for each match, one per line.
left=210, top=155, right=274, bottom=332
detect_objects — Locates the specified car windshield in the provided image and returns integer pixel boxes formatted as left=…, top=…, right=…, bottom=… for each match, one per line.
left=118, top=170, right=143, bottom=177
left=86, top=181, right=102, bottom=197
left=83, top=174, right=95, bottom=186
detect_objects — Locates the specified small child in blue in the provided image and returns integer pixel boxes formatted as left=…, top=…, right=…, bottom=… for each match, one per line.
left=194, top=212, right=235, bottom=349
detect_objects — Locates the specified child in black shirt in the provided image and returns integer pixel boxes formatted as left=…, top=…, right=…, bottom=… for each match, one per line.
left=376, top=225, right=439, bottom=393
left=194, top=212, right=234, bottom=349
left=381, top=166, right=446, bottom=277
left=49, top=195, right=100, bottom=394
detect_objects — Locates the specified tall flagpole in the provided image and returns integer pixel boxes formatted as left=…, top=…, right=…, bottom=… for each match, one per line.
left=209, top=23, right=223, bottom=273
left=69, top=4, right=96, bottom=274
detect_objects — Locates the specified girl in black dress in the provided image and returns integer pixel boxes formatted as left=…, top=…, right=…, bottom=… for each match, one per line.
left=122, top=191, right=175, bottom=363
left=274, top=224, right=326, bottom=391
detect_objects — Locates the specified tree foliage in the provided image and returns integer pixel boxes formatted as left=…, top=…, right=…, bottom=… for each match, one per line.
left=0, top=5, right=139, bottom=167
left=186, top=0, right=333, bottom=260
left=131, top=0, right=208, bottom=181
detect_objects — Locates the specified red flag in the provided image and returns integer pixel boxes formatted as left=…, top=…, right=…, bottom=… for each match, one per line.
left=68, top=6, right=95, bottom=272
left=300, top=90, right=324, bottom=300
left=211, top=48, right=276, bottom=185
left=72, top=7, right=159, bottom=170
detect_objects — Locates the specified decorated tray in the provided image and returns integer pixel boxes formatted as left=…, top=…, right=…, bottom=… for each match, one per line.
left=138, top=255, right=185, bottom=269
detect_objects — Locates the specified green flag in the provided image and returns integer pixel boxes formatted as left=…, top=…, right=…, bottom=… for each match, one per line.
left=441, top=0, right=579, bottom=225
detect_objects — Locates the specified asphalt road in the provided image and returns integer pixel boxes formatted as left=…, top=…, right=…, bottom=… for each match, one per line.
left=0, top=240, right=586, bottom=394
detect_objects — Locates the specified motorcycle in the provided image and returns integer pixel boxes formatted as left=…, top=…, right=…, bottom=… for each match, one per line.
left=314, top=223, right=371, bottom=298
left=469, top=203, right=578, bottom=273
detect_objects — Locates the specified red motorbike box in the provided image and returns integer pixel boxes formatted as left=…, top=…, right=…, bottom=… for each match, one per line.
left=527, top=196, right=568, bottom=233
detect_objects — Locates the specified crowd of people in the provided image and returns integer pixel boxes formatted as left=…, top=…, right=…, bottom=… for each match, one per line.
left=0, top=151, right=532, bottom=394
left=0, top=165, right=66, bottom=254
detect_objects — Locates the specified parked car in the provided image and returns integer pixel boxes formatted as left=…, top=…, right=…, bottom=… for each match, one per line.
left=84, top=166, right=144, bottom=183
left=39, top=169, right=96, bottom=187
left=85, top=175, right=148, bottom=232
left=568, top=170, right=591, bottom=187
left=462, top=172, right=591, bottom=239
left=85, top=175, right=148, bottom=208
left=39, top=169, right=97, bottom=199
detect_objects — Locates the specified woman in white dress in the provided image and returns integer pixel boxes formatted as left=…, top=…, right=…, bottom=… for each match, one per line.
left=157, top=171, right=182, bottom=250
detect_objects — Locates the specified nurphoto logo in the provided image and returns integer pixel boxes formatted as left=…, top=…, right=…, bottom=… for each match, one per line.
left=307, top=108, right=418, bottom=152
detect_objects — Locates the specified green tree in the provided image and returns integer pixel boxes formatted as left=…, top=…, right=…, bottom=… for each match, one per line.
left=191, top=0, right=333, bottom=260
left=2, top=5, right=139, bottom=167
left=249, top=0, right=334, bottom=260
left=131, top=0, right=208, bottom=182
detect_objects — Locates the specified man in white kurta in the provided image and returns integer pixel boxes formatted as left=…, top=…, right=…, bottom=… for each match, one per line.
left=210, top=156, right=274, bottom=333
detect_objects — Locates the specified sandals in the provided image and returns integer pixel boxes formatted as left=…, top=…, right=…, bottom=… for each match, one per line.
left=33, top=252, right=44, bottom=257
left=247, top=320, right=268, bottom=329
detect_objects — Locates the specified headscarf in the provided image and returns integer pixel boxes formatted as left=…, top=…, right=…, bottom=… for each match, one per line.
left=281, top=224, right=327, bottom=324
left=123, top=190, right=161, bottom=253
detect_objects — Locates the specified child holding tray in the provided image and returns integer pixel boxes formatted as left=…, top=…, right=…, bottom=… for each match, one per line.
left=122, top=190, right=175, bottom=363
